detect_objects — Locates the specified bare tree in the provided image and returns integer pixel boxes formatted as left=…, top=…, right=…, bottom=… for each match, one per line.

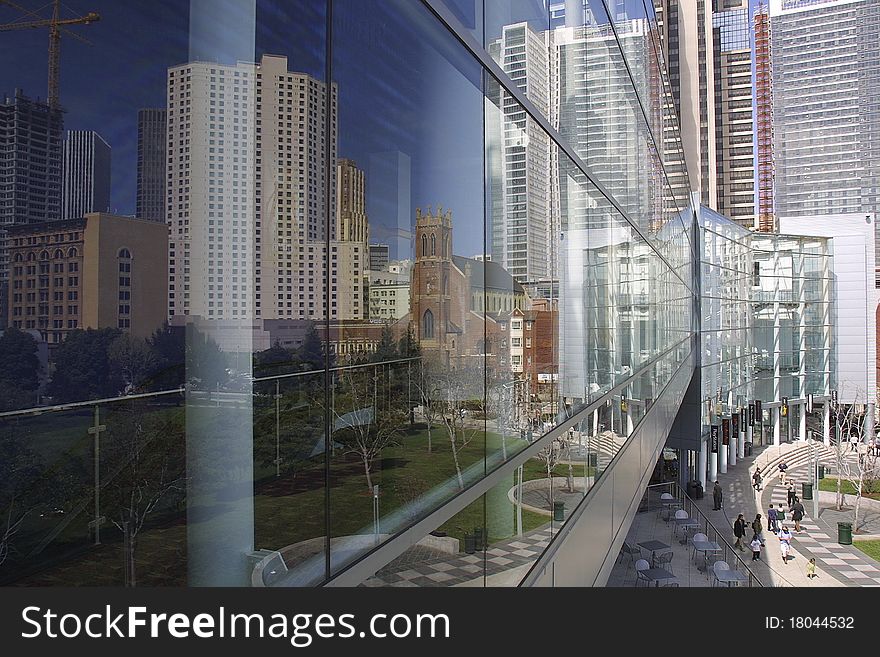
left=413, top=357, right=443, bottom=454
left=438, top=367, right=481, bottom=490
left=103, top=404, right=186, bottom=587
left=534, top=437, right=565, bottom=507
left=486, top=379, right=516, bottom=461
left=830, top=389, right=878, bottom=531
left=332, top=367, right=404, bottom=494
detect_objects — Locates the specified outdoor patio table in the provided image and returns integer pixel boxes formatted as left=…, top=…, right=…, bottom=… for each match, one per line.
left=715, top=570, right=748, bottom=587
left=641, top=567, right=676, bottom=587
left=691, top=539, right=721, bottom=573
left=673, top=517, right=700, bottom=544
left=637, top=540, right=671, bottom=567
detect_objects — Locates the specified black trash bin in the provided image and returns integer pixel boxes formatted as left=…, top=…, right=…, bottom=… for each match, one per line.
left=695, top=481, right=704, bottom=499
left=553, top=501, right=565, bottom=522
left=587, top=453, right=598, bottom=468
left=818, top=465, right=825, bottom=480
left=686, top=480, right=699, bottom=499
left=464, top=534, right=476, bottom=554
left=802, top=482, right=813, bottom=500
left=745, top=442, right=753, bottom=457
left=473, top=527, right=485, bottom=551
left=837, top=522, right=852, bottom=545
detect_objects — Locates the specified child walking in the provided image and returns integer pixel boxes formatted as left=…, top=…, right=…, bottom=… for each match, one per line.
left=807, top=558, right=818, bottom=579
left=750, top=534, right=762, bottom=561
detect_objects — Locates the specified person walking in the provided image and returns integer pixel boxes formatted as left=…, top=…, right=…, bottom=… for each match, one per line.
left=752, top=514, right=765, bottom=546
left=778, top=460, right=789, bottom=484
left=713, top=481, right=723, bottom=510
left=767, top=504, right=779, bottom=534
left=733, top=513, right=747, bottom=551
left=753, top=468, right=763, bottom=491
left=750, top=534, right=762, bottom=561
left=778, top=525, right=793, bottom=564
left=791, top=497, right=805, bottom=532
left=806, top=558, right=818, bottom=579
left=786, top=482, right=796, bottom=508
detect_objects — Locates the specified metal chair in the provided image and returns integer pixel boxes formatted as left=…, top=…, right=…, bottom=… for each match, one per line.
left=673, top=509, right=689, bottom=540
left=691, top=532, right=708, bottom=560
left=618, top=541, right=642, bottom=567
left=712, top=560, right=730, bottom=588
left=658, top=492, right=675, bottom=519
left=634, top=559, right=651, bottom=587
left=654, top=550, right=674, bottom=575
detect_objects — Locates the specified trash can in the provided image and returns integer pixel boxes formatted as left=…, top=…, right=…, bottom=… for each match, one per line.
left=553, top=501, right=565, bottom=521
left=745, top=442, right=753, bottom=457
left=818, top=465, right=825, bottom=480
left=802, top=482, right=813, bottom=500
left=587, top=453, right=598, bottom=468
left=464, top=533, right=476, bottom=554
left=694, top=481, right=704, bottom=499
left=686, top=480, right=699, bottom=499
left=473, top=527, right=485, bottom=551
left=837, top=522, right=852, bottom=545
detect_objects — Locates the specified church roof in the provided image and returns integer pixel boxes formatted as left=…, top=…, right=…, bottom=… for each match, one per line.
left=451, top=255, right=525, bottom=294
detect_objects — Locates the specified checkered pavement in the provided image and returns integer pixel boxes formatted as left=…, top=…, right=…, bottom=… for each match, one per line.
left=766, top=463, right=880, bottom=586
left=360, top=526, right=554, bottom=587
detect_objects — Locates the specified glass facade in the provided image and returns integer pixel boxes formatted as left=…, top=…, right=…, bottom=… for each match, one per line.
left=699, top=206, right=833, bottom=458
left=0, top=0, right=842, bottom=590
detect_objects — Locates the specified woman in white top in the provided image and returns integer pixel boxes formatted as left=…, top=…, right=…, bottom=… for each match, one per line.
left=778, top=526, right=793, bottom=564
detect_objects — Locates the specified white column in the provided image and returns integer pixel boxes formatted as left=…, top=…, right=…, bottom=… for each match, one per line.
left=719, top=430, right=728, bottom=474
left=699, top=440, right=708, bottom=490
left=799, top=402, right=807, bottom=441
left=773, top=406, right=781, bottom=445
left=742, top=425, right=750, bottom=459
left=730, top=428, right=738, bottom=467
left=822, top=401, right=831, bottom=446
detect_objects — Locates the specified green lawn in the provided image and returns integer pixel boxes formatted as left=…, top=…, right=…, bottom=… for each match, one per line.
left=7, top=410, right=581, bottom=585
left=818, top=477, right=880, bottom=501
left=853, top=540, right=880, bottom=563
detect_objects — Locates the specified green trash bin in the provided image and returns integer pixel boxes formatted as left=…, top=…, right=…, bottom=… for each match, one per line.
left=802, top=482, right=813, bottom=500
left=553, top=501, right=565, bottom=521
left=818, top=465, right=825, bottom=479
left=464, top=534, right=476, bottom=554
left=837, top=522, right=853, bottom=545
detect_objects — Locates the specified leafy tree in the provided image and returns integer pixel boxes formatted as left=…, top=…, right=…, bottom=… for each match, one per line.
left=299, top=321, right=327, bottom=371
left=371, top=323, right=397, bottom=363
left=109, top=334, right=159, bottom=394
left=0, top=328, right=41, bottom=406
left=49, top=328, right=122, bottom=402
left=398, top=324, right=421, bottom=359
left=185, top=325, right=227, bottom=391
left=254, top=341, right=300, bottom=376
left=146, top=323, right=185, bottom=390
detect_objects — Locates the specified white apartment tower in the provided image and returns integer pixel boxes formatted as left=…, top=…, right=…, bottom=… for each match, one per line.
left=770, top=0, right=880, bottom=271
left=166, top=55, right=347, bottom=323
left=487, top=23, right=551, bottom=284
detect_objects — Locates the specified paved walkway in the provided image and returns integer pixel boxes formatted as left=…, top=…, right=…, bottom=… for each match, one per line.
left=695, top=440, right=880, bottom=586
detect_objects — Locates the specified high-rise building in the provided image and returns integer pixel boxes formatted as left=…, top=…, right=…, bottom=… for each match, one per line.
left=61, top=130, right=111, bottom=221
left=165, top=55, right=346, bottom=324
left=712, top=1, right=755, bottom=228
left=136, top=109, right=167, bottom=222
left=655, top=0, right=755, bottom=229
left=487, top=22, right=550, bottom=284
left=770, top=0, right=880, bottom=274
left=0, top=90, right=63, bottom=327
left=369, top=244, right=390, bottom=271
left=754, top=3, right=776, bottom=233
left=6, top=212, right=167, bottom=343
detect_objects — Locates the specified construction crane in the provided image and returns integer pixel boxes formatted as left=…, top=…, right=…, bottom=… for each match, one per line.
left=0, top=0, right=100, bottom=108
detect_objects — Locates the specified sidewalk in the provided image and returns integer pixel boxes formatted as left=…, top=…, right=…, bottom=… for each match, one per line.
left=690, top=442, right=845, bottom=587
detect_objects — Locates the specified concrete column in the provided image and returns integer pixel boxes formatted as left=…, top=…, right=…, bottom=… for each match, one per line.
left=799, top=402, right=807, bottom=441
left=742, top=425, right=750, bottom=459
left=823, top=401, right=831, bottom=446
left=709, top=449, right=718, bottom=483
left=773, top=406, right=781, bottom=445
left=730, top=430, right=738, bottom=467
left=719, top=431, right=728, bottom=474
left=699, top=440, right=708, bottom=490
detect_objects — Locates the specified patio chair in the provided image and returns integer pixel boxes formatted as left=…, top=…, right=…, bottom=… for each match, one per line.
left=712, top=560, right=730, bottom=588
left=691, top=532, right=708, bottom=560
left=657, top=492, right=675, bottom=519
left=634, top=559, right=651, bottom=587
left=673, top=509, right=689, bottom=540
left=618, top=541, right=642, bottom=567
left=654, top=550, right=674, bottom=575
